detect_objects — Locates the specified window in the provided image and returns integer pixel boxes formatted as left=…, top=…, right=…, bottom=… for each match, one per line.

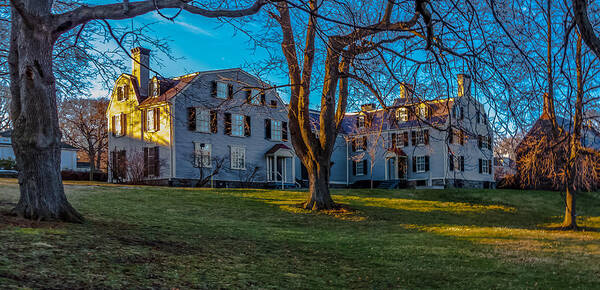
left=356, top=160, right=364, bottom=176
left=196, top=109, right=210, bottom=133
left=114, top=114, right=121, bottom=136
left=416, top=156, right=426, bottom=173
left=143, top=147, right=159, bottom=177
left=354, top=136, right=366, bottom=151
left=216, top=82, right=228, bottom=99
left=146, top=109, right=155, bottom=132
left=232, top=114, right=244, bottom=136
left=449, top=155, right=464, bottom=171
left=396, top=133, right=404, bottom=148
left=270, top=100, right=278, bottom=108
left=117, top=86, right=127, bottom=101
left=250, top=89, right=261, bottom=105
left=416, top=130, right=425, bottom=145
left=194, top=142, right=211, bottom=168
left=479, top=135, right=492, bottom=150
left=480, top=159, right=492, bottom=174
left=230, top=146, right=246, bottom=169
left=418, top=105, right=427, bottom=119
left=358, top=116, right=365, bottom=128
left=452, top=106, right=464, bottom=120
left=396, top=107, right=408, bottom=122
left=271, top=120, right=282, bottom=141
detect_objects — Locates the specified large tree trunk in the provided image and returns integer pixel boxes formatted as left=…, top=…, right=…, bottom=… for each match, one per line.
left=8, top=4, right=83, bottom=222
left=304, top=160, right=335, bottom=210
left=88, top=151, right=95, bottom=181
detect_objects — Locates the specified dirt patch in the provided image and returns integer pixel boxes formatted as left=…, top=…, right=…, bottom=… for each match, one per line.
left=0, top=211, right=64, bottom=230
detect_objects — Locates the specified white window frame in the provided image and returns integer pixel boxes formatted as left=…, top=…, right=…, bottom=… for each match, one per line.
left=230, top=146, right=246, bottom=170
left=450, top=155, right=462, bottom=171
left=355, top=136, right=365, bottom=152
left=416, top=130, right=425, bottom=145
left=358, top=116, right=365, bottom=128
left=418, top=104, right=427, bottom=119
left=396, top=107, right=408, bottom=122
left=395, top=132, right=404, bottom=148
left=271, top=120, right=282, bottom=141
left=196, top=109, right=210, bottom=133
left=416, top=156, right=426, bottom=173
left=114, top=114, right=122, bottom=136
left=146, top=109, right=156, bottom=132
left=481, top=136, right=490, bottom=149
left=250, top=89, right=261, bottom=105
left=356, top=160, right=364, bottom=176
left=194, top=142, right=211, bottom=168
left=482, top=159, right=491, bottom=174
left=216, top=82, right=228, bottom=99
left=232, top=114, right=244, bottom=137
left=117, top=86, right=126, bottom=102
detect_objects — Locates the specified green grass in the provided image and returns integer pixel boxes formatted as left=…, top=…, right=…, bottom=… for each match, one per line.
left=1, top=178, right=599, bottom=289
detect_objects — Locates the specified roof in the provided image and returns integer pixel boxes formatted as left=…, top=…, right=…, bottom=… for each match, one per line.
left=139, top=73, right=198, bottom=107
left=265, top=144, right=292, bottom=155
left=0, top=130, right=78, bottom=150
left=309, top=98, right=454, bottom=135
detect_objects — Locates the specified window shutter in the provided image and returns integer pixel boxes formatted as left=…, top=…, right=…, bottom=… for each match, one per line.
left=412, top=157, right=416, bottom=172
left=122, top=113, right=127, bottom=136
left=428, top=106, right=433, bottom=118
left=449, top=130, right=454, bottom=144
left=460, top=156, right=465, bottom=171
left=211, top=81, right=217, bottom=98
left=487, top=137, right=492, bottom=150
left=352, top=161, right=357, bottom=176
left=476, top=112, right=480, bottom=123
left=111, top=115, right=116, bottom=135
left=363, top=136, right=368, bottom=149
left=479, top=159, right=483, bottom=173
left=391, top=133, right=397, bottom=148
left=449, top=155, right=454, bottom=171
left=228, top=84, right=233, bottom=99
left=363, top=159, right=368, bottom=175
left=282, top=121, right=288, bottom=141
left=425, top=156, right=430, bottom=171
left=210, top=110, right=218, bottom=133
left=187, top=107, right=196, bottom=131
left=460, top=107, right=464, bottom=120
left=424, top=130, right=429, bottom=145
left=154, top=147, right=160, bottom=176
left=478, top=135, right=482, bottom=148
left=460, top=131, right=465, bottom=145
left=351, top=139, right=356, bottom=152
left=141, top=109, right=147, bottom=133
left=411, top=131, right=416, bottom=146
left=143, top=147, right=149, bottom=177
left=403, top=132, right=409, bottom=146
left=244, top=115, right=251, bottom=136
left=224, top=113, right=232, bottom=135
left=260, top=92, right=266, bottom=105
left=124, top=85, right=129, bottom=100
left=154, top=107, right=160, bottom=131
left=246, top=90, right=252, bottom=103
left=265, top=119, right=272, bottom=139
left=488, top=160, right=492, bottom=175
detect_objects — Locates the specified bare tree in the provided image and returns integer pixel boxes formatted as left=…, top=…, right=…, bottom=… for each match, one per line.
left=60, top=97, right=109, bottom=180
left=190, top=151, right=227, bottom=188
left=7, top=0, right=267, bottom=222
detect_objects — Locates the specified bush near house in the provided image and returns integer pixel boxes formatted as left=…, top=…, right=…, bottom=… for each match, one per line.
left=0, top=179, right=599, bottom=288
left=61, top=170, right=108, bottom=182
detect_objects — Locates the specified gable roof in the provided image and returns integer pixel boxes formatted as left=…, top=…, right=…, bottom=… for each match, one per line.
left=139, top=73, right=198, bottom=107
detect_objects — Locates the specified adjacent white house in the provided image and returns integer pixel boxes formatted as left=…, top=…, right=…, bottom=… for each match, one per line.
left=0, top=130, right=78, bottom=171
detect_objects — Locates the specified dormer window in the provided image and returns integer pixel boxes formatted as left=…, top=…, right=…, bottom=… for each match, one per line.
left=418, top=104, right=427, bottom=119
left=116, top=85, right=128, bottom=102
left=149, top=79, right=159, bottom=98
left=216, top=82, right=228, bottom=99
left=396, top=107, right=408, bottom=122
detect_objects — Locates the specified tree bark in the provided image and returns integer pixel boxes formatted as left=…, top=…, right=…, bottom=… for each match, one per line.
left=88, top=151, right=95, bottom=181
left=562, top=187, right=577, bottom=229
left=8, top=3, right=83, bottom=222
left=304, top=160, right=336, bottom=210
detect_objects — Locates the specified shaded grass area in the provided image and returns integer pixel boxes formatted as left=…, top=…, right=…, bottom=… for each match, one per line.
left=0, top=178, right=599, bottom=288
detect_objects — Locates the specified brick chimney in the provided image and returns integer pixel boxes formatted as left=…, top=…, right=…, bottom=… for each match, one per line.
left=361, top=103, right=375, bottom=111
left=131, top=47, right=150, bottom=97
left=457, top=74, right=471, bottom=97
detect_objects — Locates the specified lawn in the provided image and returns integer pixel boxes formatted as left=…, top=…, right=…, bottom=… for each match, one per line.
left=0, top=178, right=599, bottom=289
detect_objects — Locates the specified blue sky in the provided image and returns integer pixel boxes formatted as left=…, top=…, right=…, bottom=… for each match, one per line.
left=90, top=9, right=277, bottom=99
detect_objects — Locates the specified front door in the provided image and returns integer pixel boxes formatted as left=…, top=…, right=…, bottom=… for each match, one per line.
left=387, top=158, right=396, bottom=180
left=276, top=157, right=284, bottom=182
